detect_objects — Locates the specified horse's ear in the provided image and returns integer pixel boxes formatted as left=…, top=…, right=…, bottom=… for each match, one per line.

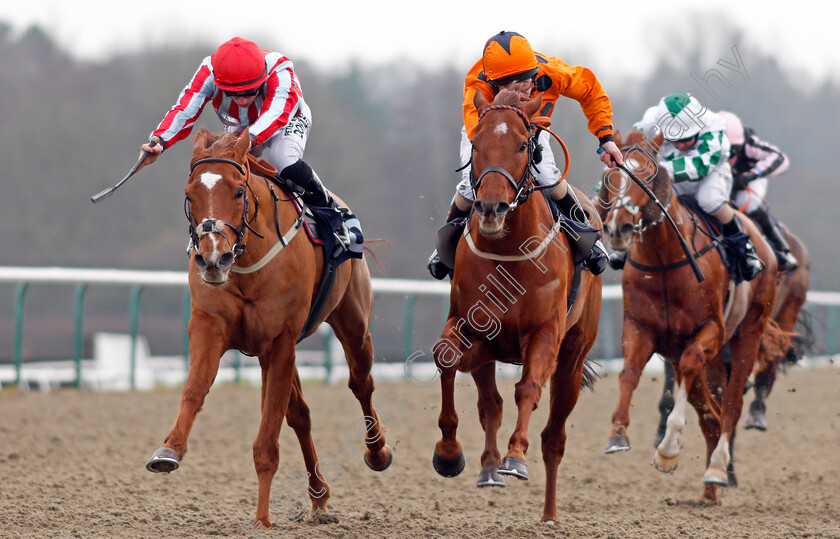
left=194, top=129, right=209, bottom=152
left=235, top=128, right=251, bottom=159
left=521, top=93, right=543, bottom=119
left=614, top=129, right=623, bottom=147
left=473, top=89, right=490, bottom=115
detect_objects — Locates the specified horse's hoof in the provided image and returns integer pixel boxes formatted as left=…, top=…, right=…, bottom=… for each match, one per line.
left=744, top=412, right=767, bottom=431
left=432, top=449, right=465, bottom=478
left=476, top=467, right=506, bottom=488
left=146, top=447, right=180, bottom=473
left=605, top=435, right=631, bottom=454
left=652, top=450, right=679, bottom=474
left=364, top=444, right=393, bottom=472
left=703, top=466, right=729, bottom=486
left=497, top=456, right=528, bottom=480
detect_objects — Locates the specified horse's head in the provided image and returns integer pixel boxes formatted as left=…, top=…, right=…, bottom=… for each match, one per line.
left=470, top=89, right=542, bottom=237
left=185, top=128, right=254, bottom=285
left=600, top=130, right=670, bottom=253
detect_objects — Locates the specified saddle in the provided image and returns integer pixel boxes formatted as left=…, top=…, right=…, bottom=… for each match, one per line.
left=248, top=155, right=364, bottom=341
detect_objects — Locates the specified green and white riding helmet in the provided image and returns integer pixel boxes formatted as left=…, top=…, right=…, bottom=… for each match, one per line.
left=657, top=92, right=709, bottom=142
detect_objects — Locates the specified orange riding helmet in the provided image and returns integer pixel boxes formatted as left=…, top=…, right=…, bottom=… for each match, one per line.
left=211, top=37, right=268, bottom=92
left=482, top=31, right=539, bottom=86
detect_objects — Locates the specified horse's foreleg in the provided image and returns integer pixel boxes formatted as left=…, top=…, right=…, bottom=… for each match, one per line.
left=147, top=314, right=226, bottom=472
left=252, top=332, right=296, bottom=529
left=432, top=320, right=466, bottom=478
left=654, top=322, right=722, bottom=479
left=606, top=320, right=656, bottom=454
left=705, top=319, right=763, bottom=489
left=472, top=361, right=505, bottom=487
left=499, top=326, right=561, bottom=481
left=284, top=370, right=330, bottom=516
left=654, top=360, right=676, bottom=448
left=540, top=329, right=591, bottom=523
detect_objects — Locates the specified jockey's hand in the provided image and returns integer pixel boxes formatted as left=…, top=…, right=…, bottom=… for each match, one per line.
left=598, top=140, right=624, bottom=167
left=500, top=80, right=535, bottom=101
left=137, top=137, right=163, bottom=171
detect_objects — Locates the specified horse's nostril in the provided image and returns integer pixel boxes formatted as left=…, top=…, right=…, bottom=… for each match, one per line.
left=620, top=223, right=634, bottom=236
left=218, top=252, right=235, bottom=269
left=194, top=254, right=207, bottom=270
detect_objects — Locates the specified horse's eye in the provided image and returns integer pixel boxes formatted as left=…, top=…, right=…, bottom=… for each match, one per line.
left=519, top=142, right=528, bottom=153
left=235, top=187, right=245, bottom=199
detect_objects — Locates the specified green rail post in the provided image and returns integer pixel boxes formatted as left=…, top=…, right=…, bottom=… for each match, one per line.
left=323, top=326, right=333, bottom=384
left=233, top=351, right=242, bottom=384
left=403, top=294, right=417, bottom=362
left=828, top=306, right=839, bottom=356
left=13, top=282, right=29, bottom=387
left=73, top=284, right=88, bottom=389
left=183, top=289, right=191, bottom=377
left=129, top=285, right=143, bottom=390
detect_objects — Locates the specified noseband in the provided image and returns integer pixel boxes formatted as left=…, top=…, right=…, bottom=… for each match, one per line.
left=185, top=157, right=263, bottom=259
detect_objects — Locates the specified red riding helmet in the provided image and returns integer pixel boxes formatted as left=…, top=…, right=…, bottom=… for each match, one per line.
left=482, top=31, right=539, bottom=86
left=211, top=37, right=268, bottom=91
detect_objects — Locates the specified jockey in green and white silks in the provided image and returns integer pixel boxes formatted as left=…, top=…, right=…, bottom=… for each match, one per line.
left=608, top=92, right=763, bottom=281
left=634, top=93, right=732, bottom=215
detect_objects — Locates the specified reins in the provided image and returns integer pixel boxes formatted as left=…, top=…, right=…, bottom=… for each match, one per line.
left=466, top=104, right=571, bottom=211
left=185, top=156, right=305, bottom=273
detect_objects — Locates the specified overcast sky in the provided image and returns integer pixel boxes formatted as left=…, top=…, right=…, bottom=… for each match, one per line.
left=1, top=0, right=838, bottom=86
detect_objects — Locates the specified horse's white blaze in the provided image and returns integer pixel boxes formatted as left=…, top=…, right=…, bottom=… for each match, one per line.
left=200, top=172, right=222, bottom=190
left=494, top=122, right=508, bottom=135
left=657, top=380, right=688, bottom=457
left=708, top=432, right=731, bottom=472
left=207, top=234, right=222, bottom=265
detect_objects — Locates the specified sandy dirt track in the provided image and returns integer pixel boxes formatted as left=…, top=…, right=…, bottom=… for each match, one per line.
left=1, top=364, right=838, bottom=538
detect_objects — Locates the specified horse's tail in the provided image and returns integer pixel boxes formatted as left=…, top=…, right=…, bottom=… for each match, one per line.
left=756, top=318, right=797, bottom=373
left=580, top=357, right=600, bottom=393
left=786, top=307, right=817, bottom=364
left=362, top=239, right=391, bottom=276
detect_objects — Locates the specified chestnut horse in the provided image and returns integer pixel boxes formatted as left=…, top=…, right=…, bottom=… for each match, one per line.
left=656, top=227, right=810, bottom=437
left=598, top=130, right=784, bottom=502
left=145, top=128, right=392, bottom=528
left=431, top=90, right=602, bottom=523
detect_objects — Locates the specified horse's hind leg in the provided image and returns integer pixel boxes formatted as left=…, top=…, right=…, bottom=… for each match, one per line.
left=327, top=289, right=392, bottom=471
left=284, top=370, right=330, bottom=515
left=472, top=361, right=505, bottom=487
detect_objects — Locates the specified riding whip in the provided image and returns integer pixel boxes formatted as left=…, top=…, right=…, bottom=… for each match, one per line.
left=90, top=140, right=158, bottom=203
left=602, top=147, right=705, bottom=282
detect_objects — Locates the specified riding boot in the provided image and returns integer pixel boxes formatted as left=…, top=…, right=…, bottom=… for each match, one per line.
left=280, top=160, right=350, bottom=252
left=747, top=208, right=799, bottom=272
left=427, top=199, right=469, bottom=280
left=722, top=217, right=764, bottom=281
left=555, top=189, right=608, bottom=275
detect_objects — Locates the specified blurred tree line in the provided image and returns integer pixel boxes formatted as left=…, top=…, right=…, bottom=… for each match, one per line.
left=0, top=21, right=836, bottom=361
